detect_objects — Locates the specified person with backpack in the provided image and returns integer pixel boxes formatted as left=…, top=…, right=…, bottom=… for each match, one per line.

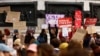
left=37, top=29, right=47, bottom=43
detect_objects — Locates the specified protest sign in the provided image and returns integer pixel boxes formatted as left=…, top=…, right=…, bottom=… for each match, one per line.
left=71, top=29, right=87, bottom=42
left=6, top=11, right=20, bottom=23
left=41, top=24, right=48, bottom=29
left=86, top=26, right=96, bottom=34
left=58, top=17, right=72, bottom=28
left=0, top=6, right=10, bottom=13
left=13, top=21, right=27, bottom=30
left=46, top=14, right=64, bottom=27
left=85, top=18, right=97, bottom=26
left=62, top=27, right=68, bottom=37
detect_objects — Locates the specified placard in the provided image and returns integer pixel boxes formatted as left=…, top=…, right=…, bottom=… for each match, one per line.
left=86, top=26, right=96, bottom=34
left=71, top=29, right=87, bottom=42
left=13, top=21, right=27, bottom=30
left=0, top=6, right=11, bottom=13
left=58, top=17, right=72, bottom=28
left=46, top=14, right=64, bottom=27
left=74, top=10, right=82, bottom=29
left=62, top=27, right=68, bottom=37
left=41, top=24, right=48, bottom=29
left=6, top=11, right=21, bottom=23
left=85, top=18, right=97, bottom=26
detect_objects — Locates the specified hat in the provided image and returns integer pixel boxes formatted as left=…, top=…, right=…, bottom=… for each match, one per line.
left=14, top=29, right=18, bottom=33
left=14, top=39, right=21, bottom=46
left=27, top=44, right=37, bottom=52
left=59, top=43, right=68, bottom=49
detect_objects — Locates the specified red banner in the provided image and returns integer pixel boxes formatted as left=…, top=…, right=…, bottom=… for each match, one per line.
left=74, top=10, right=82, bottom=29
left=85, top=18, right=97, bottom=26
left=58, top=17, right=72, bottom=28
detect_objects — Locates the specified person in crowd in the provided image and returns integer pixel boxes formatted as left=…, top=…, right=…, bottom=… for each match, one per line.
left=51, top=38, right=61, bottom=55
left=0, top=34, right=14, bottom=56
left=13, top=38, right=26, bottom=56
left=37, top=29, right=47, bottom=43
left=89, top=33, right=100, bottom=46
left=90, top=44, right=100, bottom=56
left=37, top=43, right=55, bottom=56
left=68, top=26, right=76, bottom=41
left=59, top=40, right=90, bottom=56
left=93, top=33, right=100, bottom=46
left=13, top=29, right=19, bottom=42
left=24, top=29, right=35, bottom=47
left=27, top=44, right=37, bottom=56
left=83, top=33, right=91, bottom=48
left=48, top=24, right=58, bottom=44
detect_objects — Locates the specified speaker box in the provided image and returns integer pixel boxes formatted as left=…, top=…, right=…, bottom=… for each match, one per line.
left=90, top=3, right=100, bottom=26
left=0, top=2, right=37, bottom=27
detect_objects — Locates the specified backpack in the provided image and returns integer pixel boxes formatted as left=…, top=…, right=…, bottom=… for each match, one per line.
left=37, top=36, right=45, bottom=43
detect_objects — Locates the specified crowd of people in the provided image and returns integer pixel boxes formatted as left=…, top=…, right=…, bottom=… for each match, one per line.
left=0, top=24, right=100, bottom=56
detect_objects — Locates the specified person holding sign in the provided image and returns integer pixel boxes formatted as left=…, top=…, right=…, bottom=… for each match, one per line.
left=48, top=24, right=58, bottom=44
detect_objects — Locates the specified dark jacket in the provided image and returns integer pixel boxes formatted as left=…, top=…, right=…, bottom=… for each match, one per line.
left=38, top=33, right=47, bottom=43
left=48, top=24, right=58, bottom=41
left=24, top=33, right=34, bottom=44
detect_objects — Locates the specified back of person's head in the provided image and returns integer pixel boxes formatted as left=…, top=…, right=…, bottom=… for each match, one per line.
left=27, top=44, right=37, bottom=56
left=66, top=48, right=89, bottom=56
left=67, top=40, right=82, bottom=50
left=59, top=40, right=89, bottom=56
left=37, top=43, right=54, bottom=56
left=59, top=42, right=68, bottom=50
left=4, top=29, right=10, bottom=36
left=41, top=29, right=46, bottom=34
left=51, top=38, right=61, bottom=48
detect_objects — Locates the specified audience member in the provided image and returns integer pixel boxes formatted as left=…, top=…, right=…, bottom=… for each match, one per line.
left=37, top=43, right=55, bottom=56
left=48, top=24, right=58, bottom=44
left=37, top=29, right=47, bottom=43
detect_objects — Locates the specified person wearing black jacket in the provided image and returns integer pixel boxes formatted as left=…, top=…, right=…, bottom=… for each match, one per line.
left=48, top=24, right=58, bottom=44
left=24, top=30, right=35, bottom=47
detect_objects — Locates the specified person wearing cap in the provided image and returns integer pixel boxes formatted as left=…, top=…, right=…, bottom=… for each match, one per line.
left=27, top=44, right=37, bottom=56
left=13, top=29, right=19, bottom=42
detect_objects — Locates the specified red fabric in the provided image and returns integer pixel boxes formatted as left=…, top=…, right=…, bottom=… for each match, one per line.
left=59, top=32, right=63, bottom=40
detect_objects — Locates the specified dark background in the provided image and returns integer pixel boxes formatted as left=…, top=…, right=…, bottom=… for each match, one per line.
left=0, top=2, right=37, bottom=27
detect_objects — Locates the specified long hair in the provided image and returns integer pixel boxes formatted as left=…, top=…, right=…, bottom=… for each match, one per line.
left=37, top=43, right=54, bottom=56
